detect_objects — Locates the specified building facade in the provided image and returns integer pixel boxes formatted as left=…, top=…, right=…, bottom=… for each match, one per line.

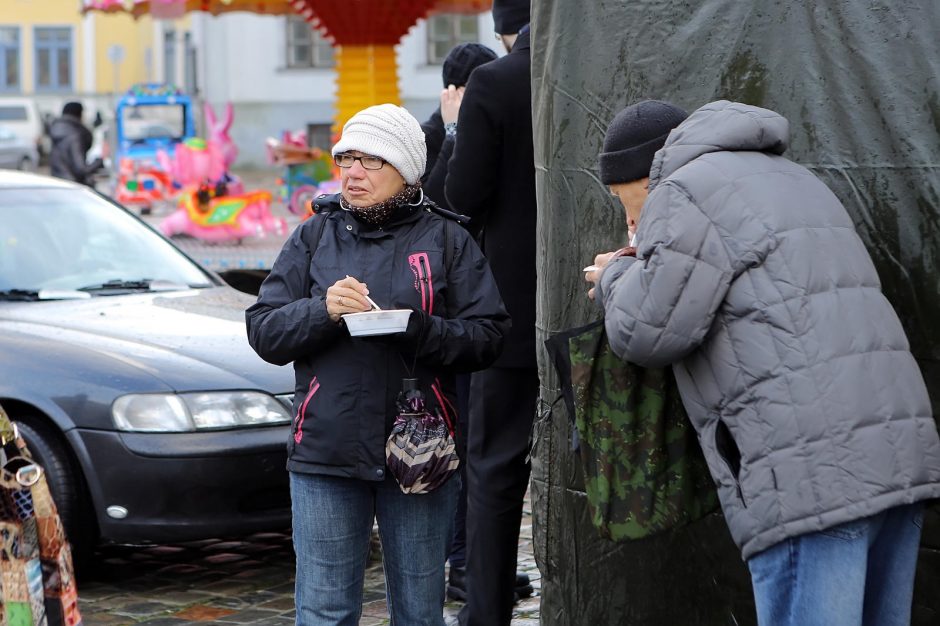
left=1, top=0, right=499, bottom=167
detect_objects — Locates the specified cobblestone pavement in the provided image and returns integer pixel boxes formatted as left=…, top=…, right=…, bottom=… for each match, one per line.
left=77, top=497, right=540, bottom=625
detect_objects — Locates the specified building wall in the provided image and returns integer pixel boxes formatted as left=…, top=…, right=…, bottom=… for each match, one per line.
left=1, top=3, right=502, bottom=167
left=192, top=11, right=499, bottom=167
left=0, top=0, right=161, bottom=119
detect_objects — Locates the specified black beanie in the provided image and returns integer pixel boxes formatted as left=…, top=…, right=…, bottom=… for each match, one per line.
left=443, top=43, right=498, bottom=88
left=492, top=0, right=530, bottom=35
left=598, top=100, right=688, bottom=184
left=62, top=101, right=84, bottom=118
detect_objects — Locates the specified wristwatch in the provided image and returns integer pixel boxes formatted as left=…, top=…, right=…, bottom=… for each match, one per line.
left=444, top=121, right=457, bottom=137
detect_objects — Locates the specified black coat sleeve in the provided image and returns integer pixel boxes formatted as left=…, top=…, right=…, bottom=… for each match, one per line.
left=421, top=107, right=445, bottom=182
left=424, top=134, right=455, bottom=212
left=444, top=68, right=500, bottom=231
left=245, top=217, right=345, bottom=366
left=396, top=224, right=511, bottom=373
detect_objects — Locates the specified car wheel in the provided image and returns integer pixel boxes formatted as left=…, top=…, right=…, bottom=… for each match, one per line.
left=18, top=156, right=35, bottom=172
left=14, top=418, right=98, bottom=569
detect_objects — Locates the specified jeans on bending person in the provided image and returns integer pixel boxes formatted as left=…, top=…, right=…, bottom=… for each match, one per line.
left=748, top=502, right=924, bottom=626
left=291, top=472, right=459, bottom=626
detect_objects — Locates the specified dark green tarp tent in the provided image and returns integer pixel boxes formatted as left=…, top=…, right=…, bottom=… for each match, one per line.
left=529, top=1, right=940, bottom=623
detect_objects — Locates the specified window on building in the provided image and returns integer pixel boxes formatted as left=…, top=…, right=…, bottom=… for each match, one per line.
left=306, top=123, right=332, bottom=150
left=426, top=14, right=479, bottom=65
left=34, top=27, right=72, bottom=91
left=162, top=29, right=195, bottom=92
left=286, top=17, right=335, bottom=68
left=0, top=27, right=20, bottom=92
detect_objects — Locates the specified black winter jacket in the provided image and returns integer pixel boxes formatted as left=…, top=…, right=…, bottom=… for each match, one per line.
left=444, top=30, right=537, bottom=368
left=246, top=194, right=510, bottom=480
left=48, top=115, right=97, bottom=185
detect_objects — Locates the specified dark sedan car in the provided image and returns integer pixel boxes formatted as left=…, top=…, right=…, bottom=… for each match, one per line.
left=0, top=171, right=294, bottom=557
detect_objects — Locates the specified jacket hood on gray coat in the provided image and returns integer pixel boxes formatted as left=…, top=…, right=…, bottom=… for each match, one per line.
left=650, top=100, right=789, bottom=190
left=598, top=100, right=940, bottom=560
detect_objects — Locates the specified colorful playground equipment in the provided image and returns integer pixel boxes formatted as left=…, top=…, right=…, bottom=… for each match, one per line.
left=113, top=83, right=196, bottom=211
left=158, top=120, right=287, bottom=242
left=265, top=130, right=338, bottom=216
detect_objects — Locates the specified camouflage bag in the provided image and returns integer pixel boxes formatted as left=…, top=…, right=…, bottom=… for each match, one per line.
left=567, top=320, right=718, bottom=541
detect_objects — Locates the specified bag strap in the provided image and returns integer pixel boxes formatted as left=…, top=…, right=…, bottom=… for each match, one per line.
left=443, top=216, right=455, bottom=273
left=301, top=203, right=332, bottom=298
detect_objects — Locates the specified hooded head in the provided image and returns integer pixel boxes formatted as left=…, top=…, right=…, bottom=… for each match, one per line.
left=62, top=101, right=84, bottom=119
left=598, top=100, right=688, bottom=185
left=442, top=43, right=498, bottom=88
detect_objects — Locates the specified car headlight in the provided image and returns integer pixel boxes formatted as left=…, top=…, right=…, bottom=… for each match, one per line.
left=112, top=391, right=292, bottom=432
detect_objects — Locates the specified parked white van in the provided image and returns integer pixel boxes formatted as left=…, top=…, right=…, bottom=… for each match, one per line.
left=0, top=98, right=51, bottom=162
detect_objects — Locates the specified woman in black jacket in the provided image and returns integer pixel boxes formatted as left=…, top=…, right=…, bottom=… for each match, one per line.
left=246, top=104, right=510, bottom=625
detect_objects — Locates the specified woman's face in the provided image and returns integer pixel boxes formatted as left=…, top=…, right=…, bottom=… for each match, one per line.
left=340, top=150, right=406, bottom=207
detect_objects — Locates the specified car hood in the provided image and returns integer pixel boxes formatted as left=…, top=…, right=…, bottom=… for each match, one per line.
left=0, top=287, right=292, bottom=394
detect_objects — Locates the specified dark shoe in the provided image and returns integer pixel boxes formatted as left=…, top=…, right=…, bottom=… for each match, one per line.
left=447, top=566, right=467, bottom=602
left=514, top=572, right=534, bottom=600
left=448, top=566, right=533, bottom=603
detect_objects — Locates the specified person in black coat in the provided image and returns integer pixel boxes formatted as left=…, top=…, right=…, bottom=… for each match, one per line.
left=48, top=102, right=102, bottom=186
left=443, top=1, right=538, bottom=623
left=421, top=42, right=497, bottom=210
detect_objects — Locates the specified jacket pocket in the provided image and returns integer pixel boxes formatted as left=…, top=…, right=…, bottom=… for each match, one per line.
left=408, top=252, right=435, bottom=315
left=715, top=419, right=746, bottom=507
left=293, top=376, right=320, bottom=446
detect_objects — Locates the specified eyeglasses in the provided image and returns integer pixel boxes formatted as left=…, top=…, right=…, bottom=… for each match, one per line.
left=334, top=153, right=387, bottom=170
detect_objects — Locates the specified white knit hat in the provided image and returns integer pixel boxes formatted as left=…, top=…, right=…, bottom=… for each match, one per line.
left=331, top=104, right=427, bottom=185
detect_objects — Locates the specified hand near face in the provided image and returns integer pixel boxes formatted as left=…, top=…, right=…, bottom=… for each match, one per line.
left=584, top=247, right=637, bottom=301
left=326, top=275, right=372, bottom=322
left=440, top=85, right=465, bottom=125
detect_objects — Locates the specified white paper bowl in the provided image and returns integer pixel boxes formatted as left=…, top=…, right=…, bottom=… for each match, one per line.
left=342, top=309, right=412, bottom=337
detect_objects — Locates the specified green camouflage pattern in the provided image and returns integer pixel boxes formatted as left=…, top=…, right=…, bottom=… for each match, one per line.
left=569, top=322, right=718, bottom=541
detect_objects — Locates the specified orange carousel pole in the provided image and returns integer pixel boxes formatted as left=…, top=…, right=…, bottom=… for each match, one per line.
left=334, top=44, right=401, bottom=133
left=291, top=0, right=492, bottom=134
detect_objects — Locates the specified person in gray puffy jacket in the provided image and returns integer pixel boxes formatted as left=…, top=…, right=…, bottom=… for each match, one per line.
left=586, top=99, right=940, bottom=626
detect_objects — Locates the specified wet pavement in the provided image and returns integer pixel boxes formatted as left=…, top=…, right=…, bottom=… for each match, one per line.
left=77, top=497, right=540, bottom=625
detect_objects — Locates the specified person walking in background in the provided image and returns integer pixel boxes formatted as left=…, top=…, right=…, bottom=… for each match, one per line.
left=246, top=104, right=510, bottom=625
left=48, top=101, right=102, bottom=186
left=418, top=40, right=498, bottom=604
left=586, top=99, right=940, bottom=626
left=421, top=42, right=497, bottom=211
left=443, top=0, right=537, bottom=623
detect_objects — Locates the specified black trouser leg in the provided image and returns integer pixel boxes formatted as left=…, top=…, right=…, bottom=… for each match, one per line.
left=461, top=367, right=539, bottom=626
left=448, top=373, right=471, bottom=568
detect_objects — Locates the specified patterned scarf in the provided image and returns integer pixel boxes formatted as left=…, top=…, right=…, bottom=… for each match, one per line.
left=340, top=184, right=423, bottom=227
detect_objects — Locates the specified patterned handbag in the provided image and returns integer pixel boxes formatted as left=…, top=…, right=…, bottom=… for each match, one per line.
left=0, top=404, right=83, bottom=626
left=385, top=378, right=459, bottom=494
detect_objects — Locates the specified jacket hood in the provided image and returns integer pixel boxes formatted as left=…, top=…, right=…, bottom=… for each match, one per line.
left=649, top=100, right=790, bottom=190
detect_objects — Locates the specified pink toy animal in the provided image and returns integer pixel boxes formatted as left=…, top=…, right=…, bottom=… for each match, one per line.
left=205, top=102, right=239, bottom=170
left=157, top=138, right=226, bottom=187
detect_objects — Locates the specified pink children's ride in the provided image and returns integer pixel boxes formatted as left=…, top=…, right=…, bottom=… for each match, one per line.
left=158, top=103, right=286, bottom=242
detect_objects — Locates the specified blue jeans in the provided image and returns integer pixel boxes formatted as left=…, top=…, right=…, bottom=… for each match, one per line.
left=748, top=502, right=924, bottom=626
left=290, top=472, right=458, bottom=626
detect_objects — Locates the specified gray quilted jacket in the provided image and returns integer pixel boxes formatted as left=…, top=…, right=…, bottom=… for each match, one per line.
left=597, top=100, right=940, bottom=559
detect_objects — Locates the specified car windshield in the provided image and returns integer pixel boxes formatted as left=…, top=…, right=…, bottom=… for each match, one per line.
left=121, top=104, right=185, bottom=142
left=0, top=186, right=213, bottom=295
